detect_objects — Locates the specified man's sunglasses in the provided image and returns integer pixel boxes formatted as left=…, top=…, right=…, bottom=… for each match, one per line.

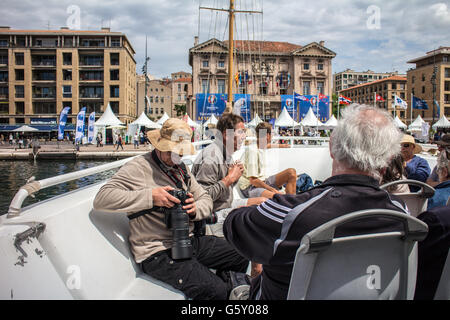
left=401, top=143, right=412, bottom=148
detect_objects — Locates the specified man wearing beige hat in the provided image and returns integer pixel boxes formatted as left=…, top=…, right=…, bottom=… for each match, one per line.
left=93, top=118, right=249, bottom=300
left=400, top=134, right=430, bottom=192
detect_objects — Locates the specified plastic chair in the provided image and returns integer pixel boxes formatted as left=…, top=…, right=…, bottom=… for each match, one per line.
left=380, top=180, right=435, bottom=217
left=287, top=209, right=428, bottom=300
left=434, top=249, right=450, bottom=300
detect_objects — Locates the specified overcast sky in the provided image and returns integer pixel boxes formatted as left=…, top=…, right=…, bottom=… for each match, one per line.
left=1, top=0, right=449, bottom=78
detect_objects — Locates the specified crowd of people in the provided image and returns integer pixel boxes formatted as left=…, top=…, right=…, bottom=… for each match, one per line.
left=92, top=104, right=449, bottom=301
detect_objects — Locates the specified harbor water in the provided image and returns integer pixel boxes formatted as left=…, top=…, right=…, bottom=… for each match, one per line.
left=0, top=159, right=119, bottom=215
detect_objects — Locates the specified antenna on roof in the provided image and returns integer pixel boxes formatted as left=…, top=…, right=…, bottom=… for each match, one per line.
left=47, top=20, right=51, bottom=30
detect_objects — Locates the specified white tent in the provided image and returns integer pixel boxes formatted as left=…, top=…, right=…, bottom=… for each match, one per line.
left=131, top=112, right=161, bottom=129
left=157, top=112, right=170, bottom=125
left=408, top=115, right=426, bottom=132
left=183, top=114, right=201, bottom=129
left=94, top=103, right=123, bottom=126
left=275, top=108, right=301, bottom=127
left=432, top=115, right=450, bottom=129
left=203, top=114, right=218, bottom=127
left=394, top=116, right=407, bottom=129
left=13, top=125, right=38, bottom=132
left=319, top=114, right=338, bottom=130
left=247, top=114, right=263, bottom=127
left=300, top=107, right=324, bottom=127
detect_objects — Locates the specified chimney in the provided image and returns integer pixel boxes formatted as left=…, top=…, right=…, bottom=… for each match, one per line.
left=319, top=40, right=325, bottom=47
left=60, top=27, right=69, bottom=30
left=194, top=36, right=199, bottom=46
left=0, top=26, right=11, bottom=30
left=101, top=27, right=110, bottom=32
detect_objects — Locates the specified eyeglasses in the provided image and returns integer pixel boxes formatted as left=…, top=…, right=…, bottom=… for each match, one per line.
left=401, top=143, right=411, bottom=148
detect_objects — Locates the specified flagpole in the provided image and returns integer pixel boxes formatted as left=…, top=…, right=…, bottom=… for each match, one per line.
left=410, top=92, right=413, bottom=126
left=374, top=92, right=376, bottom=108
left=337, top=96, right=340, bottom=120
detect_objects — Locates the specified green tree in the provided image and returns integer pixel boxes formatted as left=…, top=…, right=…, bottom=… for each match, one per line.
left=174, top=104, right=186, bottom=117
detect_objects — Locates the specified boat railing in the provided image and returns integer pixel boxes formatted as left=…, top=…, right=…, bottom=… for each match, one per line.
left=5, top=140, right=215, bottom=219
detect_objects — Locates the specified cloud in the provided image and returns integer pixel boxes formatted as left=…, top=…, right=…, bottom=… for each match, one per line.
left=0, top=0, right=449, bottom=78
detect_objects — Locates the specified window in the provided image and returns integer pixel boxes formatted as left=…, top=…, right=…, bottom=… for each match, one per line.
left=110, top=101, right=119, bottom=114
left=303, top=81, right=311, bottom=95
left=16, top=36, right=25, bottom=47
left=303, top=63, right=310, bottom=70
left=392, top=83, right=397, bottom=90
left=202, top=60, right=209, bottom=68
left=15, top=53, right=24, bottom=65
left=63, top=85, right=72, bottom=98
left=15, top=102, right=24, bottom=115
left=161, top=97, right=164, bottom=103
left=110, top=53, right=119, bottom=66
left=63, top=53, right=72, bottom=65
left=15, top=69, right=24, bottom=81
left=155, top=96, right=159, bottom=103
left=0, top=104, right=8, bottom=114
left=446, top=68, right=450, bottom=78
left=0, top=71, right=7, bottom=82
left=317, top=81, right=324, bottom=95
left=160, top=108, right=164, bottom=114
left=422, top=74, right=425, bottom=81
left=422, top=86, right=425, bottom=94
left=412, top=75, right=415, bottom=84
left=178, top=84, right=181, bottom=92
left=177, top=94, right=181, bottom=101
left=445, top=81, right=450, bottom=91
left=201, top=79, right=210, bottom=93
left=110, top=69, right=119, bottom=80
left=111, top=38, right=120, bottom=47
left=0, top=39, right=9, bottom=47
left=0, top=54, right=7, bottom=65
left=218, top=60, right=225, bottom=68
left=79, top=86, right=103, bottom=98
left=64, top=38, right=73, bottom=47
left=63, top=69, right=72, bottom=81
left=218, top=79, right=225, bottom=94
left=110, top=85, right=119, bottom=98
left=33, top=102, right=56, bottom=114
left=317, top=64, right=324, bottom=70
left=149, top=96, right=153, bottom=103
left=15, top=85, right=24, bottom=98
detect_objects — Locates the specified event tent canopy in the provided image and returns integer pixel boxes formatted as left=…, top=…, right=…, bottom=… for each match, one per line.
left=183, top=114, right=201, bottom=128
left=12, top=125, right=39, bottom=132
left=94, top=103, right=124, bottom=126
left=202, top=114, right=218, bottom=127
left=319, top=114, right=338, bottom=130
left=275, top=108, right=301, bottom=127
left=157, top=112, right=170, bottom=125
left=247, top=114, right=263, bottom=127
left=408, top=115, right=426, bottom=132
left=300, top=107, right=324, bottom=127
left=131, top=112, right=161, bottom=129
left=394, top=116, right=407, bottom=129
left=432, top=115, right=450, bottom=129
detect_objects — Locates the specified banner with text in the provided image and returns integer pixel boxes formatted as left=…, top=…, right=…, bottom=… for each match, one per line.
left=298, top=95, right=330, bottom=123
left=281, top=95, right=297, bottom=120
left=196, top=93, right=227, bottom=122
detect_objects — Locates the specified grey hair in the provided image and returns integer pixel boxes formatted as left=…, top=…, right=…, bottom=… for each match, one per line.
left=436, top=151, right=450, bottom=177
left=330, top=104, right=403, bottom=176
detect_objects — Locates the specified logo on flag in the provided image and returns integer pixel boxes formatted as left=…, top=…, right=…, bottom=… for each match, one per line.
left=87, top=112, right=95, bottom=144
left=412, top=96, right=429, bottom=110
left=318, top=93, right=328, bottom=103
left=393, top=95, right=407, bottom=109
left=375, top=94, right=385, bottom=102
left=339, top=95, right=352, bottom=105
left=58, top=106, right=71, bottom=140
left=207, top=95, right=217, bottom=104
left=75, top=107, right=86, bottom=144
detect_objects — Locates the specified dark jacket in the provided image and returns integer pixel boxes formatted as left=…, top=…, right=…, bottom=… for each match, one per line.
left=223, top=174, right=409, bottom=300
left=415, top=204, right=450, bottom=300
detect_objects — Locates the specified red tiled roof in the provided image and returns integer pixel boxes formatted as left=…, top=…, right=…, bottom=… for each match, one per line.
left=174, top=77, right=192, bottom=83
left=223, top=40, right=302, bottom=53
left=340, top=75, right=407, bottom=92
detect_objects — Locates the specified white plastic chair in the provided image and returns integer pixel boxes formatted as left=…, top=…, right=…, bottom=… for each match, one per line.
left=287, top=209, right=428, bottom=300
left=380, top=180, right=435, bottom=217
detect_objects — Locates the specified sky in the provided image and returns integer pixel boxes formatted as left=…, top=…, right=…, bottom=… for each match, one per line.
left=1, top=0, right=449, bottom=78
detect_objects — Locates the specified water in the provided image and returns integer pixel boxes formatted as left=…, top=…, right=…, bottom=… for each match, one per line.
left=0, top=159, right=120, bottom=215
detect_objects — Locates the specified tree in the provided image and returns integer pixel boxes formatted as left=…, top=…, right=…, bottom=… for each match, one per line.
left=174, top=104, right=186, bottom=117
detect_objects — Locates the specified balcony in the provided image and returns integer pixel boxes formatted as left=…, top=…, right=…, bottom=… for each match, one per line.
left=33, top=93, right=56, bottom=99
left=0, top=94, right=8, bottom=100
left=79, top=93, right=103, bottom=99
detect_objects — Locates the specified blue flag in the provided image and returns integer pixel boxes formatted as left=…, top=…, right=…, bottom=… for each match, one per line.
left=87, top=112, right=95, bottom=144
left=435, top=100, right=440, bottom=118
left=196, top=93, right=227, bottom=122
left=75, top=107, right=86, bottom=144
left=58, top=107, right=71, bottom=140
left=412, top=96, right=429, bottom=110
left=281, top=95, right=297, bottom=120
left=233, top=94, right=251, bottom=122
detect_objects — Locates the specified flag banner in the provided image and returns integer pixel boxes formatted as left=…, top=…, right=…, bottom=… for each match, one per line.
left=298, top=95, right=330, bottom=123
left=233, top=94, right=251, bottom=122
left=339, top=95, right=352, bottom=105
left=281, top=95, right=297, bottom=120
left=196, top=93, right=227, bottom=122
left=75, top=107, right=86, bottom=144
left=294, top=92, right=309, bottom=102
left=57, top=106, right=71, bottom=140
left=393, top=95, right=407, bottom=109
left=435, top=100, right=440, bottom=118
left=412, top=96, right=428, bottom=110
left=376, top=94, right=385, bottom=102
left=87, top=112, right=95, bottom=144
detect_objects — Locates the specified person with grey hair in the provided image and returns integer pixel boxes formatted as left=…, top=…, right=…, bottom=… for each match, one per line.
left=223, top=104, right=410, bottom=300
left=426, top=150, right=450, bottom=209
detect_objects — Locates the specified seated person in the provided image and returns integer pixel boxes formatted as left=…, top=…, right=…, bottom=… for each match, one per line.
left=239, top=122, right=296, bottom=199
left=380, top=154, right=410, bottom=193
left=427, top=151, right=450, bottom=210
left=93, top=119, right=249, bottom=300
left=400, top=134, right=430, bottom=192
left=224, top=104, right=409, bottom=300
left=415, top=204, right=450, bottom=300
left=427, top=134, right=450, bottom=187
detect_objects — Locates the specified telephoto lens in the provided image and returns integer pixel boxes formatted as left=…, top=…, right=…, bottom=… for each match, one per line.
left=166, top=189, right=193, bottom=260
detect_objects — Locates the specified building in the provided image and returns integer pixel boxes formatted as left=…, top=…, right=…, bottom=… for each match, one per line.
left=0, top=26, right=136, bottom=130
left=171, top=71, right=192, bottom=117
left=339, top=75, right=408, bottom=120
left=407, top=47, right=450, bottom=123
left=189, top=38, right=336, bottom=121
left=333, top=69, right=401, bottom=93
left=136, top=74, right=172, bottom=121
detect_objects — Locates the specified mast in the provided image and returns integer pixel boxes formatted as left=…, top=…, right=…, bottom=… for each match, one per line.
left=200, top=1, right=262, bottom=115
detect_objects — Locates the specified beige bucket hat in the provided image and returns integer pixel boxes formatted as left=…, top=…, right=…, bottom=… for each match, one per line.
left=400, top=134, right=422, bottom=154
left=147, top=118, right=194, bottom=155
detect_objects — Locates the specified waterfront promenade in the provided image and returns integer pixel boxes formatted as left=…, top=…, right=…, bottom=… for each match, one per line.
left=0, top=143, right=152, bottom=160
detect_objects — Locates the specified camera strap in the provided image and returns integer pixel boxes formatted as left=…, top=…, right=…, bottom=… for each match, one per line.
left=151, top=150, right=190, bottom=189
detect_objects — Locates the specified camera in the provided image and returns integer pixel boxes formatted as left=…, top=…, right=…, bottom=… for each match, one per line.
left=193, top=212, right=218, bottom=237
left=164, top=189, right=193, bottom=260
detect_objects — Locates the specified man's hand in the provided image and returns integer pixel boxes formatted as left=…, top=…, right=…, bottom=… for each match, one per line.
left=182, top=192, right=197, bottom=218
left=223, top=163, right=244, bottom=186
left=246, top=197, right=268, bottom=206
left=152, top=186, right=181, bottom=207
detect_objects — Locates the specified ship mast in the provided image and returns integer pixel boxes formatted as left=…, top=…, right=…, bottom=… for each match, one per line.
left=200, top=0, right=262, bottom=114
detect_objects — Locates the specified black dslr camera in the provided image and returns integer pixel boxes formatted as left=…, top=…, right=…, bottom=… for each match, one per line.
left=193, top=211, right=218, bottom=237
left=163, top=189, right=193, bottom=260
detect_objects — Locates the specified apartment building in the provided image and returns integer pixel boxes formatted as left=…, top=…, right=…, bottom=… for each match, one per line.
left=136, top=74, right=172, bottom=121
left=333, top=69, right=401, bottom=93
left=407, top=47, right=450, bottom=122
left=0, top=26, right=136, bottom=128
left=189, top=38, right=336, bottom=121
left=171, top=71, right=192, bottom=117
left=340, top=75, right=408, bottom=121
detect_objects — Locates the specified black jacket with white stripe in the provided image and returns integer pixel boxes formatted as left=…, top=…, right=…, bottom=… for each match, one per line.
left=223, top=174, right=409, bottom=300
